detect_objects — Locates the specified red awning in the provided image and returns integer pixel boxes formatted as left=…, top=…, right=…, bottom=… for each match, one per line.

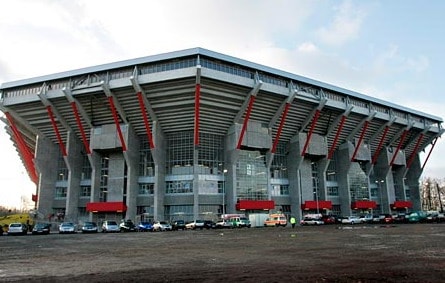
left=301, top=200, right=332, bottom=210
left=351, top=200, right=377, bottom=210
left=236, top=200, right=275, bottom=210
left=391, top=201, right=413, bottom=209
left=86, top=202, right=127, bottom=213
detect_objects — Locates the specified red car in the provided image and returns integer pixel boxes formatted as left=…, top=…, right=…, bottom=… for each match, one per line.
left=381, top=214, right=394, bottom=224
left=321, top=215, right=336, bottom=224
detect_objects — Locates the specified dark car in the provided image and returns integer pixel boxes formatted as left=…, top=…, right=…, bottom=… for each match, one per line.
left=380, top=214, right=394, bottom=224
left=204, top=220, right=216, bottom=229
left=32, top=223, right=51, bottom=235
left=81, top=222, right=98, bottom=233
left=119, top=220, right=137, bottom=232
left=321, top=215, right=336, bottom=224
left=172, top=220, right=186, bottom=231
left=137, top=221, right=153, bottom=232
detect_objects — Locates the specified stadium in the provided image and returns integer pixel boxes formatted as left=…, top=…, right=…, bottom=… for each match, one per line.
left=0, top=47, right=442, bottom=224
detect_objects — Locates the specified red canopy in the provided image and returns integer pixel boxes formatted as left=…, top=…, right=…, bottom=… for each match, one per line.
left=351, top=200, right=377, bottom=210
left=86, top=202, right=127, bottom=212
left=301, top=200, right=332, bottom=210
left=236, top=200, right=275, bottom=210
left=391, top=201, right=413, bottom=209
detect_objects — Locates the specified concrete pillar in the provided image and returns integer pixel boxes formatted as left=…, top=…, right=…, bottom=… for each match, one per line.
left=151, top=121, right=166, bottom=221
left=34, top=135, right=59, bottom=219
left=64, top=131, right=84, bottom=222
left=123, top=124, right=139, bottom=221
left=337, top=142, right=353, bottom=216
left=405, top=154, right=422, bottom=211
left=288, top=135, right=304, bottom=221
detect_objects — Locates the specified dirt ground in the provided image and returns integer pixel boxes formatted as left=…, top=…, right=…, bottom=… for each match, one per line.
left=0, top=223, right=444, bottom=283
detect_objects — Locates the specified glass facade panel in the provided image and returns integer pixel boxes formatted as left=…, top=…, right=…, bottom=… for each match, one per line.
left=139, top=137, right=155, bottom=176
left=271, top=141, right=288, bottom=178
left=139, top=183, right=154, bottom=195
left=236, top=150, right=267, bottom=200
left=349, top=162, right=369, bottom=200
left=166, top=132, right=194, bottom=175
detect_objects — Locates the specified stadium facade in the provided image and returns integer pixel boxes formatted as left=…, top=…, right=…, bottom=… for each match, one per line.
left=0, top=48, right=443, bottom=224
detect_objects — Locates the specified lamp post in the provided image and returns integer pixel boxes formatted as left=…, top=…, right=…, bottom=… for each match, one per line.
left=223, top=169, right=228, bottom=217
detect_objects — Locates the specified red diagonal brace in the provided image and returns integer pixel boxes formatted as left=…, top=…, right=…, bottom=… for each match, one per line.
left=389, top=130, right=408, bottom=166
left=351, top=120, right=369, bottom=161
left=108, top=96, right=127, bottom=152
left=237, top=95, right=256, bottom=149
left=194, top=83, right=200, bottom=146
left=271, top=102, right=291, bottom=153
left=422, top=137, right=438, bottom=170
left=301, top=109, right=321, bottom=156
left=137, top=92, right=155, bottom=149
left=5, top=112, right=39, bottom=184
left=372, top=126, right=390, bottom=164
left=71, top=102, right=91, bottom=154
left=327, top=115, right=346, bottom=159
left=46, top=105, right=67, bottom=156
left=406, top=133, right=424, bottom=169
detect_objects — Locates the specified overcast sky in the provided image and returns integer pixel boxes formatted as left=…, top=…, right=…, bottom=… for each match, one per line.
left=1, top=0, right=444, bottom=209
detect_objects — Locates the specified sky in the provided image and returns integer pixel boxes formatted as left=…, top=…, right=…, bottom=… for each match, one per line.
left=1, top=0, right=444, bottom=209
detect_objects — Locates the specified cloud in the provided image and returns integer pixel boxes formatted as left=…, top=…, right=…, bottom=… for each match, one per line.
left=316, top=0, right=367, bottom=47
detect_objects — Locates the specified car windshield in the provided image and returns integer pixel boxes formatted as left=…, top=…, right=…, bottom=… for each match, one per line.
left=107, top=221, right=118, bottom=225
left=10, top=223, right=21, bottom=227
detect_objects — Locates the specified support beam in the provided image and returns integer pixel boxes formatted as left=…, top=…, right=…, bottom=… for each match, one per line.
left=301, top=109, right=321, bottom=156
left=271, top=102, right=291, bottom=153
left=406, top=133, right=424, bottom=169
left=194, top=66, right=201, bottom=147
left=46, top=105, right=67, bottom=156
left=108, top=96, right=127, bottom=152
left=137, top=91, right=155, bottom=149
left=371, top=125, right=390, bottom=164
left=350, top=120, right=369, bottom=162
left=233, top=79, right=262, bottom=123
left=236, top=95, right=256, bottom=150
left=102, top=82, right=128, bottom=124
left=389, top=129, right=409, bottom=166
left=299, top=97, right=327, bottom=133
left=270, top=86, right=297, bottom=153
left=422, top=136, right=439, bottom=171
left=325, top=105, right=353, bottom=137
left=70, top=101, right=91, bottom=154
left=327, top=115, right=346, bottom=159
left=4, top=112, right=38, bottom=184
left=63, top=88, right=93, bottom=128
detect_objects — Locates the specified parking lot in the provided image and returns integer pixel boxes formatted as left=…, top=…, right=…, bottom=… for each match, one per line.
left=1, top=223, right=444, bottom=282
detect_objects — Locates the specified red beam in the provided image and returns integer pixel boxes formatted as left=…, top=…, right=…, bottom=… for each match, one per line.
left=389, top=130, right=408, bottom=166
left=5, top=112, right=38, bottom=184
left=108, top=96, right=127, bottom=152
left=237, top=95, right=256, bottom=150
left=70, top=102, right=91, bottom=154
left=327, top=115, right=346, bottom=159
left=372, top=126, right=390, bottom=164
left=422, top=137, right=438, bottom=171
left=351, top=120, right=369, bottom=161
left=194, top=84, right=200, bottom=146
left=271, top=103, right=291, bottom=153
left=406, top=133, right=424, bottom=169
left=46, top=105, right=67, bottom=156
left=137, top=92, right=155, bottom=149
left=301, top=109, right=321, bottom=156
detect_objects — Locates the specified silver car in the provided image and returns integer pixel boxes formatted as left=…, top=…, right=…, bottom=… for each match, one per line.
left=153, top=221, right=172, bottom=231
left=59, top=222, right=76, bottom=234
left=101, top=220, right=120, bottom=233
left=8, top=223, right=28, bottom=235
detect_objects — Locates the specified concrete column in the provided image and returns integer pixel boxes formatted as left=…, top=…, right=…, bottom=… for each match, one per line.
left=374, top=147, right=396, bottom=214
left=405, top=154, right=422, bottom=211
left=64, top=131, right=83, bottom=222
left=193, top=148, right=199, bottom=219
left=288, top=135, right=304, bottom=221
left=88, top=150, right=101, bottom=203
left=151, top=121, right=166, bottom=220
left=34, top=135, right=59, bottom=219
left=337, top=142, right=353, bottom=216
left=123, top=124, right=139, bottom=221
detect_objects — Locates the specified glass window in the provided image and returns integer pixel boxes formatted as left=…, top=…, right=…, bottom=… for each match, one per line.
left=80, top=186, right=91, bottom=197
left=139, top=183, right=154, bottom=195
left=139, top=137, right=155, bottom=176
left=166, top=181, right=193, bottom=194
left=55, top=187, right=67, bottom=199
left=270, top=142, right=288, bottom=179
left=236, top=150, right=268, bottom=200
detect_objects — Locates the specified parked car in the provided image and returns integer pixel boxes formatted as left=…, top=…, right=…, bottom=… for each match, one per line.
left=119, top=219, right=137, bottom=232
left=59, top=222, right=76, bottom=234
left=172, top=220, right=186, bottom=231
left=380, top=214, right=394, bottom=224
left=359, top=214, right=374, bottom=223
left=101, top=220, right=120, bottom=233
left=229, top=217, right=251, bottom=228
left=407, top=211, right=428, bottom=223
left=137, top=221, right=154, bottom=232
left=204, top=220, right=217, bottom=229
left=321, top=215, right=336, bottom=224
left=341, top=216, right=361, bottom=225
left=32, top=223, right=51, bottom=235
left=300, top=217, right=324, bottom=225
left=185, top=220, right=205, bottom=230
left=394, top=213, right=409, bottom=224
left=153, top=221, right=172, bottom=231
left=81, top=222, right=98, bottom=233
left=215, top=219, right=233, bottom=229
left=8, top=223, right=28, bottom=235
